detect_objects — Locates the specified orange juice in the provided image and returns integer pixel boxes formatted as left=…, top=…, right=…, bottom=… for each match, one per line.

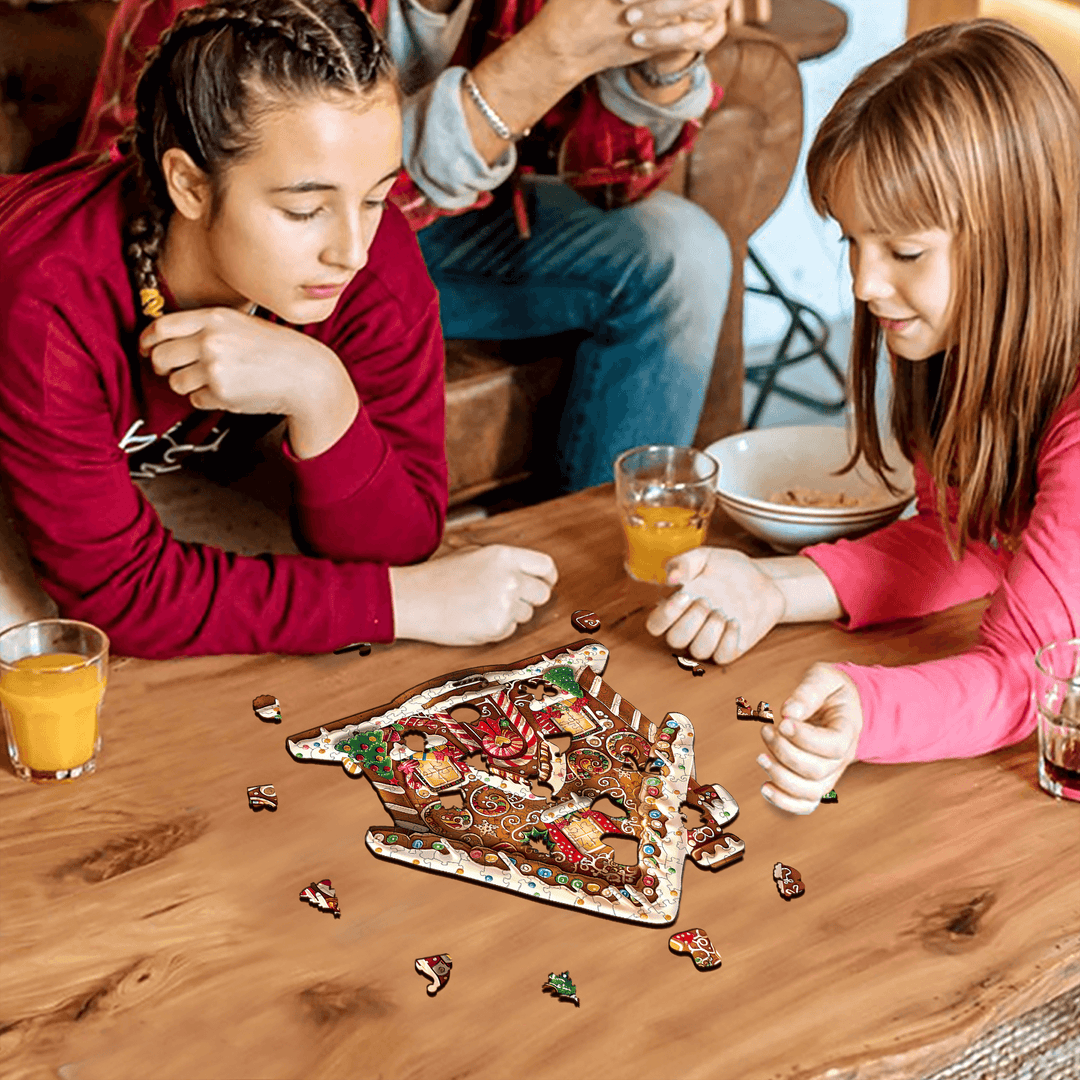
left=623, top=505, right=706, bottom=584
left=0, top=653, right=105, bottom=772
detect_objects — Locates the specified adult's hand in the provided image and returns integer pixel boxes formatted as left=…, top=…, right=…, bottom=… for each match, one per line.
left=530, top=0, right=730, bottom=82
left=622, top=0, right=735, bottom=72
left=645, top=546, right=786, bottom=664
left=140, top=307, right=358, bottom=458
left=390, top=544, right=558, bottom=646
left=757, top=663, right=864, bottom=814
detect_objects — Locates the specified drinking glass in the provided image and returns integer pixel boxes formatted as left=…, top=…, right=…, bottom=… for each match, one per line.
left=0, top=619, right=109, bottom=783
left=614, top=445, right=718, bottom=585
left=1033, top=638, right=1080, bottom=802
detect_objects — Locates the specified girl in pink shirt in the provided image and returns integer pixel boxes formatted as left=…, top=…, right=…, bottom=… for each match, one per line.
left=0, top=0, right=556, bottom=658
left=647, top=19, right=1080, bottom=812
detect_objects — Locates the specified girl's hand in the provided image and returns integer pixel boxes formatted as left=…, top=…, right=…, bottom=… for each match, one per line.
left=141, top=307, right=344, bottom=415
left=758, top=663, right=864, bottom=814
left=140, top=307, right=358, bottom=459
left=645, top=546, right=786, bottom=664
left=390, top=544, right=559, bottom=646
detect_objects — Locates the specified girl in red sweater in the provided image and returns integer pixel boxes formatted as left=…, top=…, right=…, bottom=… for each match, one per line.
left=0, top=0, right=555, bottom=658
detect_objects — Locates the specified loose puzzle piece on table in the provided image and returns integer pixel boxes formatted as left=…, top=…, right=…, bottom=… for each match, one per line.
left=821, top=788, right=838, bottom=803
left=773, top=862, right=804, bottom=900
left=334, top=641, right=372, bottom=656
left=286, top=640, right=744, bottom=925
left=247, top=784, right=277, bottom=811
left=253, top=695, right=282, bottom=724
left=736, top=697, right=773, bottom=723
left=300, top=879, right=340, bottom=917
left=673, top=654, right=705, bottom=677
left=570, top=610, right=601, bottom=633
left=415, top=953, right=452, bottom=995
left=669, top=927, right=722, bottom=970
left=543, top=971, right=579, bottom=1006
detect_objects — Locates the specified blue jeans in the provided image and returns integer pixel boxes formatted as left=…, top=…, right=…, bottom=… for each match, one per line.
left=417, top=180, right=732, bottom=493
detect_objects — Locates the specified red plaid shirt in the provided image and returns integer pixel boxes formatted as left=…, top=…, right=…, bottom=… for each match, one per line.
left=76, top=0, right=723, bottom=230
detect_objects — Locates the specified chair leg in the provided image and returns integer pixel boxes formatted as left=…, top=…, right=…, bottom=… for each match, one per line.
left=742, top=245, right=847, bottom=427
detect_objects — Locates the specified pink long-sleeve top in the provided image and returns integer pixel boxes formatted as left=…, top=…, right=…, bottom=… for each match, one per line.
left=0, top=156, right=449, bottom=659
left=800, top=379, right=1080, bottom=764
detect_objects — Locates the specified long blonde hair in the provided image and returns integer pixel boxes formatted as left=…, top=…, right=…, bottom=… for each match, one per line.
left=807, top=19, right=1080, bottom=559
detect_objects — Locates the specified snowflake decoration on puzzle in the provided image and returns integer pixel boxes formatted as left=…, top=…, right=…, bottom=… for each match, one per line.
left=286, top=641, right=744, bottom=925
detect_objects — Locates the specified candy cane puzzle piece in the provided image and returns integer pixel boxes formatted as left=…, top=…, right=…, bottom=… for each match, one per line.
left=286, top=641, right=744, bottom=925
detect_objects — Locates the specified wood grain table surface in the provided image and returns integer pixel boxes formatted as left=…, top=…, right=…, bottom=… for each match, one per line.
left=2, top=485, right=1078, bottom=1080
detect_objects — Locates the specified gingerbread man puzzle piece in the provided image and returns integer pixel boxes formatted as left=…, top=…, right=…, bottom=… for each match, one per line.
left=669, top=927, right=722, bottom=970
left=286, top=641, right=744, bottom=925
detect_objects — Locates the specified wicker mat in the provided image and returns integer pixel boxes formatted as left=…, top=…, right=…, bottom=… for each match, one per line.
left=921, top=981, right=1080, bottom=1080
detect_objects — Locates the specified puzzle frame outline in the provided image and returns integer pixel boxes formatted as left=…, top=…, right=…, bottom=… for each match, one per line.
left=286, top=640, right=744, bottom=926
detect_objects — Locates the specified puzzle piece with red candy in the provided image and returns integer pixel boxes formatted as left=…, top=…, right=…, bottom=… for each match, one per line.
left=415, top=953, right=452, bottom=996
left=772, top=861, right=804, bottom=900
left=286, top=641, right=745, bottom=926
left=300, top=879, right=340, bottom=917
left=669, top=927, right=722, bottom=970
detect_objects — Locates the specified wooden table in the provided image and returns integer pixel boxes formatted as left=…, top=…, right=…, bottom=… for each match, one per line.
left=2, top=487, right=1078, bottom=1080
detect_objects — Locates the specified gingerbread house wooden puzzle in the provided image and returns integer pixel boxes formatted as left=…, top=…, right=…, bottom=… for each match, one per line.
left=286, top=640, right=744, bottom=925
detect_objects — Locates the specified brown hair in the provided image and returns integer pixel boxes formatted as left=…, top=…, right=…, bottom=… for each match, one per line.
left=806, top=19, right=1080, bottom=559
left=123, top=0, right=394, bottom=315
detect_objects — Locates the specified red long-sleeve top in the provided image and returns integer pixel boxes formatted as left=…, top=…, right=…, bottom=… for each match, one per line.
left=802, top=380, right=1080, bottom=764
left=0, top=156, right=448, bottom=658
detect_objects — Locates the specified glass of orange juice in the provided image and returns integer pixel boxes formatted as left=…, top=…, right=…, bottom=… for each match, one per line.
left=614, top=445, right=719, bottom=584
left=0, top=619, right=109, bottom=783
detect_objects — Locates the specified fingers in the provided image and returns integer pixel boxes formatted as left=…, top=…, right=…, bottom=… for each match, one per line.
left=624, top=0, right=723, bottom=23
left=781, top=661, right=846, bottom=727
left=513, top=546, right=559, bottom=588
left=630, top=19, right=715, bottom=50
left=663, top=596, right=712, bottom=650
left=645, top=587, right=694, bottom=636
left=711, top=617, right=741, bottom=664
left=139, top=308, right=227, bottom=357
left=759, top=724, right=837, bottom=784
left=686, top=609, right=725, bottom=660
left=759, top=779, right=826, bottom=816
left=146, top=334, right=203, bottom=378
left=664, top=546, right=710, bottom=586
left=516, top=566, right=554, bottom=609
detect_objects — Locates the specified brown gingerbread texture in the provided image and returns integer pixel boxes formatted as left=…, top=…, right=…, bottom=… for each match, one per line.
left=287, top=641, right=745, bottom=925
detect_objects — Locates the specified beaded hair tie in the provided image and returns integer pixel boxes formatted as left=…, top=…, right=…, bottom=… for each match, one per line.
left=140, top=287, right=165, bottom=318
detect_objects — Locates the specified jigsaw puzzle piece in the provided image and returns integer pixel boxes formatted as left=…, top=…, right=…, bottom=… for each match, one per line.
left=542, top=971, right=580, bottom=1006
left=247, top=784, right=277, bottom=811
left=772, top=862, right=804, bottom=900
left=415, top=954, right=452, bottom=995
left=300, top=879, right=340, bottom=917
left=669, top=927, right=722, bottom=970
left=253, top=695, right=281, bottom=723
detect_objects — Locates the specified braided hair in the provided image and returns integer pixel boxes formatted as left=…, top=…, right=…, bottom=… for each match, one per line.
left=124, top=0, right=394, bottom=318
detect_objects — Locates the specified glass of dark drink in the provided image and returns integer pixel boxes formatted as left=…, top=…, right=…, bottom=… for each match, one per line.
left=1034, top=638, right=1080, bottom=802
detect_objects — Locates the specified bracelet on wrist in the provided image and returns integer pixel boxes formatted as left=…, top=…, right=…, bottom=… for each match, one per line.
left=631, top=51, right=706, bottom=88
left=462, top=71, right=531, bottom=143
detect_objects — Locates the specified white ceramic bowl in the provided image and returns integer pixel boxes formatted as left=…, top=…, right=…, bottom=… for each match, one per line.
left=704, top=425, right=915, bottom=554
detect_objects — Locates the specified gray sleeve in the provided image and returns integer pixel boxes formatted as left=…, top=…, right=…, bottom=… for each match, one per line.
left=595, top=63, right=714, bottom=156
left=402, top=67, right=518, bottom=210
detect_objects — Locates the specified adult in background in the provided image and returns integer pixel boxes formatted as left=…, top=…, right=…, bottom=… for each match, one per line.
left=78, top=0, right=737, bottom=493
